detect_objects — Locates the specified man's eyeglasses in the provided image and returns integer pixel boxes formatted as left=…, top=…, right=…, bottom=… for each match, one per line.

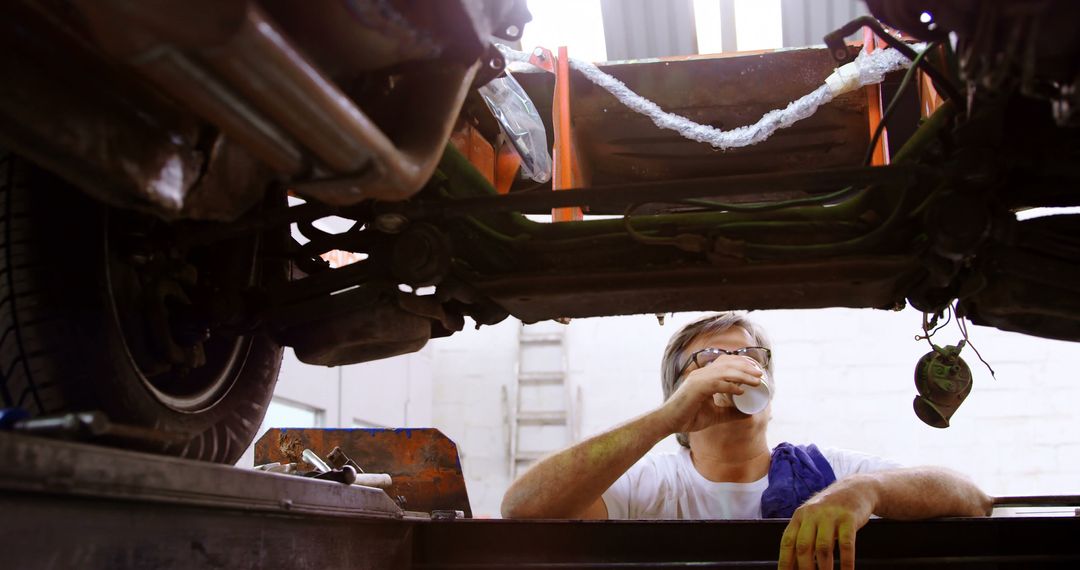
left=679, top=347, right=771, bottom=378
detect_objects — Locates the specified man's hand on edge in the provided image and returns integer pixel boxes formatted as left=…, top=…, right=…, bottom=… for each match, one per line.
left=777, top=475, right=878, bottom=570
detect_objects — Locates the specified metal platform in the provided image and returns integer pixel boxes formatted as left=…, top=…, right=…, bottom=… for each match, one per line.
left=0, top=431, right=412, bottom=569
left=4, top=431, right=1080, bottom=569
left=412, top=517, right=1080, bottom=569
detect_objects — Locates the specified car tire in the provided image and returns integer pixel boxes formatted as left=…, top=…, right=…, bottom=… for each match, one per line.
left=0, top=152, right=283, bottom=463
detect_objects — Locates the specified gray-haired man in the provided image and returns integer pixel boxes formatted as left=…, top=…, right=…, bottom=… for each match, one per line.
left=502, top=312, right=991, bottom=570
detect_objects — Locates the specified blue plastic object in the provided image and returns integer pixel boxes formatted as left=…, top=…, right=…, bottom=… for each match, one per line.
left=0, top=407, right=30, bottom=430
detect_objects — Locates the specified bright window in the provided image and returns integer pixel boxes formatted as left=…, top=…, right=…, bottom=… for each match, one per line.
left=520, top=0, right=608, bottom=62
left=252, top=397, right=325, bottom=447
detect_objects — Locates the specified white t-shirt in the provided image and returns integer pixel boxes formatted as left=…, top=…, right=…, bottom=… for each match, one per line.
left=602, top=446, right=902, bottom=520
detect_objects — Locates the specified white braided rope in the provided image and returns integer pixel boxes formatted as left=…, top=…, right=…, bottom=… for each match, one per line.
left=503, top=44, right=925, bottom=150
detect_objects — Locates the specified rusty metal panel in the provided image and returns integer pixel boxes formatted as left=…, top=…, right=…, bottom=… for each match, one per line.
left=255, top=428, right=472, bottom=517
left=515, top=46, right=871, bottom=197
left=571, top=48, right=868, bottom=186
left=0, top=1, right=209, bottom=217
left=471, top=255, right=918, bottom=323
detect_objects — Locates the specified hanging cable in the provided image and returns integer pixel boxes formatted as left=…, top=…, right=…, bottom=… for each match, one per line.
left=622, top=203, right=711, bottom=253
left=956, top=302, right=996, bottom=378
left=915, top=304, right=953, bottom=353
left=679, top=185, right=864, bottom=213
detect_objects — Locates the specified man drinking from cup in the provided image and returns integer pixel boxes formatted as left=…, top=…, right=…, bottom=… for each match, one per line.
left=502, top=312, right=992, bottom=570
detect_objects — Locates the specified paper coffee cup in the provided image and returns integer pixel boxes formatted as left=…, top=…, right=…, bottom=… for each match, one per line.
left=732, top=376, right=772, bottom=415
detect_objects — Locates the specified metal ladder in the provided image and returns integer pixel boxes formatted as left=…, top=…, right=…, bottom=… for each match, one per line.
left=509, top=321, right=574, bottom=478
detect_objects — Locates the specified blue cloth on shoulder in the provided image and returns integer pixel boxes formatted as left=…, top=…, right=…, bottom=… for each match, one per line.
left=761, top=442, right=837, bottom=518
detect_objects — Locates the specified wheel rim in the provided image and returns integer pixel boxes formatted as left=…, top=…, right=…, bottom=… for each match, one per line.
left=103, top=210, right=259, bottom=413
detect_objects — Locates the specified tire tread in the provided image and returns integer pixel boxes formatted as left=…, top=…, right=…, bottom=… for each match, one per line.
left=0, top=152, right=282, bottom=464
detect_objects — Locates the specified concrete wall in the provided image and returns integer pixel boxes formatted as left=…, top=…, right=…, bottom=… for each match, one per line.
left=430, top=308, right=1080, bottom=517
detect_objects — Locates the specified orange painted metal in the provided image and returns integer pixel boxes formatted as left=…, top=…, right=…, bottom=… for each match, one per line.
left=919, top=73, right=945, bottom=118
left=450, top=123, right=497, bottom=187
left=254, top=427, right=472, bottom=517
left=863, top=28, right=889, bottom=166
left=452, top=121, right=520, bottom=195
left=528, top=47, right=556, bottom=73
left=494, top=143, right=522, bottom=195
left=552, top=46, right=583, bottom=222
left=918, top=47, right=946, bottom=118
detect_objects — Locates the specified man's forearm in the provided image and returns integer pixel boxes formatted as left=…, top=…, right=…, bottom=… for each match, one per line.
left=778, top=466, right=992, bottom=569
left=859, top=466, right=993, bottom=519
left=501, top=410, right=671, bottom=519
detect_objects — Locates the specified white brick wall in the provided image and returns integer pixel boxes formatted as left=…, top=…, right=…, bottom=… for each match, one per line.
left=431, top=307, right=1080, bottom=516
left=236, top=305, right=1080, bottom=518
left=753, top=308, right=1080, bottom=497
left=429, top=318, right=522, bottom=517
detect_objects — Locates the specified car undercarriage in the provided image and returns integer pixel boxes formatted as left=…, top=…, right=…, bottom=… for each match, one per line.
left=1, top=0, right=1078, bottom=455
left=2, top=0, right=1080, bottom=566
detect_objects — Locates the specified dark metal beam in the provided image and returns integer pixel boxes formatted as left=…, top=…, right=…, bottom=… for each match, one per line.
left=389, top=164, right=927, bottom=221
left=413, top=517, right=1080, bottom=568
